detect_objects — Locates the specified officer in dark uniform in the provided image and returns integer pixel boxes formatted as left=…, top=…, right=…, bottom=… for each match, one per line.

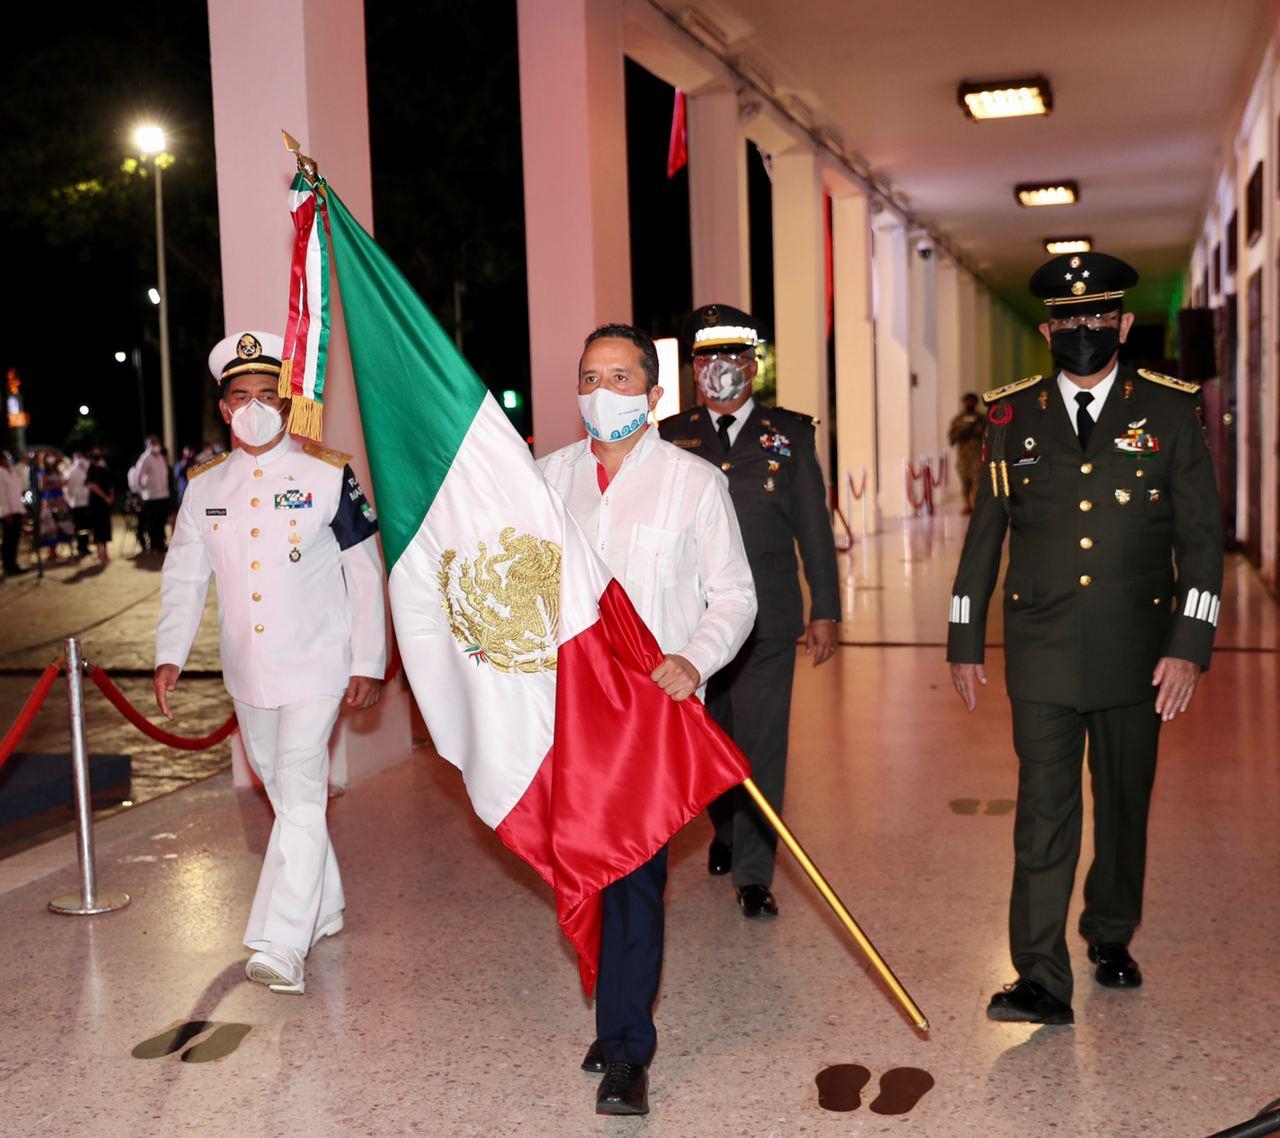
left=660, top=304, right=840, bottom=918
left=947, top=253, right=1223, bottom=1025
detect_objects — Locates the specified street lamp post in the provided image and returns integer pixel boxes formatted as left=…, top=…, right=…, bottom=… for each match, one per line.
left=135, top=125, right=174, bottom=457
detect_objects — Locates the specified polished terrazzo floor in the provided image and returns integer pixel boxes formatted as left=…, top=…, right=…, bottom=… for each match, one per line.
left=2, top=508, right=1278, bottom=1137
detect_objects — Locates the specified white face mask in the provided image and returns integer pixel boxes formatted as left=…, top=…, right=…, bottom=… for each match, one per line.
left=230, top=400, right=285, bottom=447
left=696, top=359, right=751, bottom=403
left=578, top=388, right=651, bottom=442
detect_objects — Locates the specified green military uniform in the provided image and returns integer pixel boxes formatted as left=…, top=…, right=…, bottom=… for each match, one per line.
left=947, top=363, right=1223, bottom=1003
left=661, top=401, right=840, bottom=888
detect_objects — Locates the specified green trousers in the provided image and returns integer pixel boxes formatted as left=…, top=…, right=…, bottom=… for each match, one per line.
left=1008, top=698, right=1161, bottom=1004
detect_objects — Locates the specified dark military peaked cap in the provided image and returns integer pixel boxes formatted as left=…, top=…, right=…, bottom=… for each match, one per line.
left=1028, top=252, right=1139, bottom=315
left=681, top=303, right=762, bottom=352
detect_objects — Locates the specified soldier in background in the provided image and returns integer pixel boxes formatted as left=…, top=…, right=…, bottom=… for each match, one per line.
left=947, top=392, right=986, bottom=514
left=947, top=253, right=1223, bottom=1026
left=661, top=304, right=839, bottom=920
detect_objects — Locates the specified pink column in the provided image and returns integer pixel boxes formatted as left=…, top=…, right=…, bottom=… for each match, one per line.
left=517, top=0, right=632, bottom=456
left=208, top=0, right=411, bottom=786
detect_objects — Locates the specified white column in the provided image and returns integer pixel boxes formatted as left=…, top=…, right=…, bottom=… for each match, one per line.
left=831, top=188, right=877, bottom=531
left=771, top=148, right=830, bottom=472
left=908, top=244, right=939, bottom=465
left=687, top=86, right=750, bottom=309
left=935, top=258, right=963, bottom=500
left=872, top=213, right=912, bottom=518
left=518, top=0, right=631, bottom=457
left=973, top=287, right=994, bottom=390
left=208, top=0, right=412, bottom=787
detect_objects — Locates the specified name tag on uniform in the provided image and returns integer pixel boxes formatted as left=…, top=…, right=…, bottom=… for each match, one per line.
left=274, top=490, right=313, bottom=509
left=205, top=508, right=227, bottom=516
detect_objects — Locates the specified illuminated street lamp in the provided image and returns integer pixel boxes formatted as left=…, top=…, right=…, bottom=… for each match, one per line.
left=134, top=123, right=174, bottom=457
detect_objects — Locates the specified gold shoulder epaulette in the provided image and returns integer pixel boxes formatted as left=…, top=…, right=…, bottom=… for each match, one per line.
left=1138, top=368, right=1200, bottom=395
left=187, top=452, right=229, bottom=480
left=302, top=442, right=353, bottom=469
left=982, top=375, right=1043, bottom=404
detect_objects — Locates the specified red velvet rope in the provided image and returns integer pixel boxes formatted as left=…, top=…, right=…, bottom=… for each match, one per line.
left=928, top=452, right=948, bottom=488
left=847, top=469, right=869, bottom=501
left=904, top=461, right=931, bottom=511
left=0, top=661, right=63, bottom=769
left=86, top=665, right=238, bottom=751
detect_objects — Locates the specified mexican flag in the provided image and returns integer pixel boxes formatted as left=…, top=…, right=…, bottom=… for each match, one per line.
left=314, top=179, right=751, bottom=993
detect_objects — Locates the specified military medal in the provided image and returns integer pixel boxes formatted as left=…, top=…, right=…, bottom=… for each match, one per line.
left=1123, top=379, right=1134, bottom=400
left=289, top=532, right=302, bottom=562
left=1115, top=488, right=1132, bottom=505
left=1038, top=390, right=1049, bottom=412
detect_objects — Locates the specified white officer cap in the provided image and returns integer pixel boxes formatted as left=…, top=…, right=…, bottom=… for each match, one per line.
left=208, top=331, right=285, bottom=385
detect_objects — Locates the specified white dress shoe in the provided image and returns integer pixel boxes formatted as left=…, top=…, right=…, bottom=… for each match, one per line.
left=310, top=912, right=344, bottom=947
left=245, top=945, right=306, bottom=994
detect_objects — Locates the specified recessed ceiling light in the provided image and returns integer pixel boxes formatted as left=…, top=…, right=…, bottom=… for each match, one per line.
left=1015, top=181, right=1079, bottom=207
left=958, top=76, right=1052, bottom=120
left=1044, top=237, right=1092, bottom=254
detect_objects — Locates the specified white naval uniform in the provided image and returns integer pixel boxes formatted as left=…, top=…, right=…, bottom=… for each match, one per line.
left=156, top=434, right=386, bottom=952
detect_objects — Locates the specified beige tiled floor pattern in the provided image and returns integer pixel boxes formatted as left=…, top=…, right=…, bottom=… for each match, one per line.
left=1, top=508, right=1278, bottom=1136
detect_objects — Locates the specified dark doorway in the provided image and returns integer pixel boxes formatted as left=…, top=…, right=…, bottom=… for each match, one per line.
left=1244, top=270, right=1262, bottom=568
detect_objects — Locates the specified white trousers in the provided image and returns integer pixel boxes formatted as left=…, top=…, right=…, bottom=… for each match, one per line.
left=234, top=695, right=344, bottom=953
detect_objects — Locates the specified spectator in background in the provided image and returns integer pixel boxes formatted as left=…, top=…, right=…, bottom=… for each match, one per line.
left=947, top=392, right=987, bottom=515
left=0, top=451, right=26, bottom=577
left=131, top=435, right=172, bottom=554
left=64, top=449, right=91, bottom=558
left=173, top=445, right=198, bottom=502
left=86, top=449, right=115, bottom=563
left=38, top=452, right=71, bottom=563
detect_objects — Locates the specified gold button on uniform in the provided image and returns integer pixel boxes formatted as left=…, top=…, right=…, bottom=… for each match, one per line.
left=1136, top=469, right=1145, bottom=478
left=1011, top=593, right=1021, bottom=602
left=251, top=560, right=261, bottom=570
left=289, top=519, right=297, bottom=527
left=252, top=592, right=262, bottom=602
left=251, top=497, right=261, bottom=507
left=250, top=527, right=261, bottom=537
left=1079, top=575, right=1092, bottom=587
left=253, top=469, right=263, bottom=479
left=1080, top=537, right=1094, bottom=549
left=1079, top=500, right=1093, bottom=512
left=1080, top=462, right=1093, bottom=474
left=212, top=523, right=219, bottom=531
left=254, top=624, right=264, bottom=633
left=1021, top=476, right=1030, bottom=486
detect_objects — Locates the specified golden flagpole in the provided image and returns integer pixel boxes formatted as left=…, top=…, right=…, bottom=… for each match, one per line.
left=741, top=777, right=929, bottom=1031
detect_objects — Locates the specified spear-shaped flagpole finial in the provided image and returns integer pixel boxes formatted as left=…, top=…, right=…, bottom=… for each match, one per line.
left=281, top=129, right=319, bottom=180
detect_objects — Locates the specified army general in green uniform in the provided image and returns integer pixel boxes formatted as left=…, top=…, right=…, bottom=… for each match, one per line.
left=661, top=305, right=840, bottom=919
left=947, top=253, right=1223, bottom=1026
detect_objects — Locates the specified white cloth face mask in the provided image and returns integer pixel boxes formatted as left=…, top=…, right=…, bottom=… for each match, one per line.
left=696, top=359, right=751, bottom=403
left=230, top=400, right=285, bottom=447
left=578, top=388, right=651, bottom=442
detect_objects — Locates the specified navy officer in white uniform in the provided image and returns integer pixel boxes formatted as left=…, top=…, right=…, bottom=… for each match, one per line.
left=154, top=330, right=386, bottom=995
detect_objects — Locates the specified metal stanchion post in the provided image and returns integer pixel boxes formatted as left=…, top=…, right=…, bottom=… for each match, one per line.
left=48, top=638, right=130, bottom=916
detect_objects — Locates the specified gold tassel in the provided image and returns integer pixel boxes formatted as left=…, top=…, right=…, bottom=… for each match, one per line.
left=286, top=395, right=324, bottom=442
left=989, top=462, right=999, bottom=496
left=277, top=358, right=293, bottom=399
left=1000, top=460, right=1010, bottom=498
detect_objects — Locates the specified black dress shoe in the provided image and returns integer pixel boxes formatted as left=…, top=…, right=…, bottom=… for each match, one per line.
left=986, top=979, right=1074, bottom=1025
left=596, top=1061, right=648, bottom=1116
left=735, top=884, right=778, bottom=919
left=1088, top=942, right=1142, bottom=988
left=581, top=1040, right=605, bottom=1074
left=707, top=838, right=733, bottom=876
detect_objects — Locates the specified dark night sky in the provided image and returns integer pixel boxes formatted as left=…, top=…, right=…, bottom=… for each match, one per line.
left=1, top=3, right=708, bottom=466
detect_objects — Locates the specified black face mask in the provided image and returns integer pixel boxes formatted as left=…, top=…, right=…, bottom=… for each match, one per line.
left=1049, top=326, right=1121, bottom=376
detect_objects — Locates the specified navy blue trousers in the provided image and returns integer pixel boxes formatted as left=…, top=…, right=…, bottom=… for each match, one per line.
left=595, top=845, right=668, bottom=1065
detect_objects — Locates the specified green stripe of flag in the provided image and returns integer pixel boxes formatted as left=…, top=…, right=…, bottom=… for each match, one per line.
left=324, top=185, right=488, bottom=572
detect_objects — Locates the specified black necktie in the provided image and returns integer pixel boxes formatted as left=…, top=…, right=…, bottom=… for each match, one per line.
left=1075, top=391, right=1095, bottom=448
left=717, top=413, right=736, bottom=454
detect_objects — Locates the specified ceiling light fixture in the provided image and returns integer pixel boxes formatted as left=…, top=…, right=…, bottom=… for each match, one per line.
left=1044, top=237, right=1092, bottom=255
left=958, top=76, right=1053, bottom=121
left=1015, top=181, right=1079, bottom=207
